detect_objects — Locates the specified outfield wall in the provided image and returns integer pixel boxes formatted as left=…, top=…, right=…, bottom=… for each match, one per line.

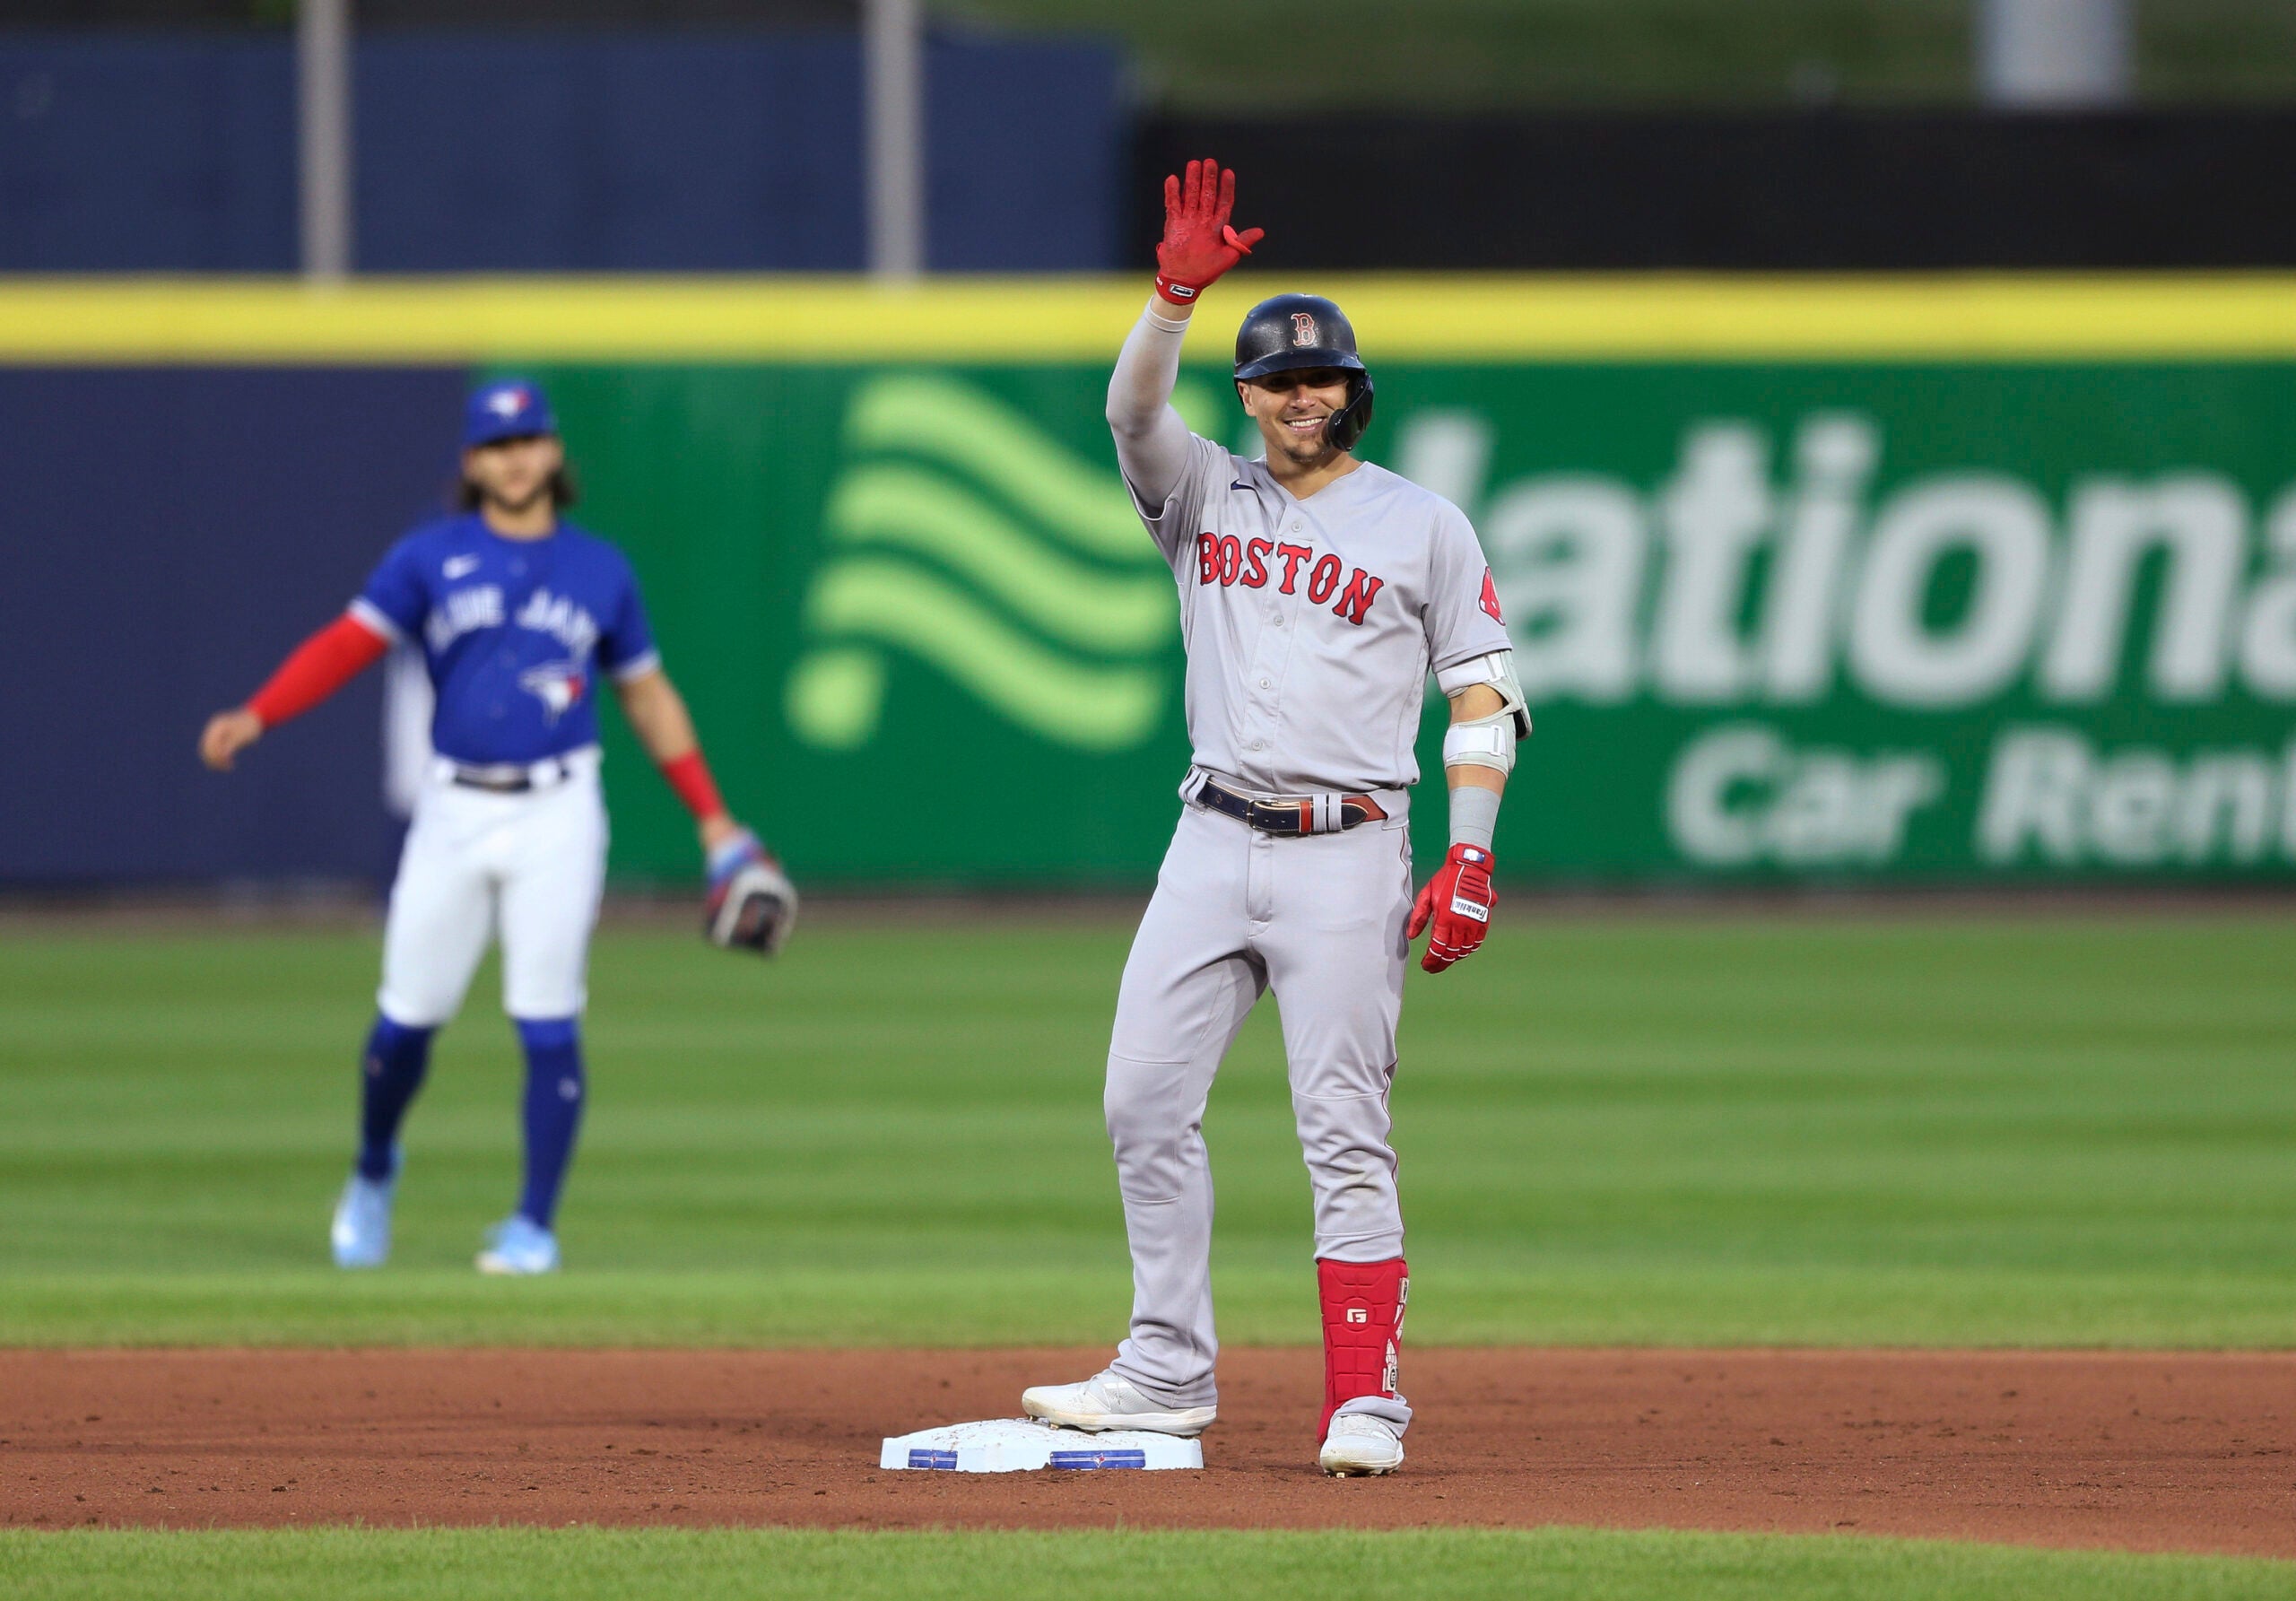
left=8, top=275, right=2296, bottom=887
left=0, top=34, right=1123, bottom=273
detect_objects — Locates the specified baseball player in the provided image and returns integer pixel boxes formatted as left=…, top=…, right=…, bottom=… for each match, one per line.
left=1021, top=162, right=1526, bottom=1475
left=198, top=379, right=794, bottom=1275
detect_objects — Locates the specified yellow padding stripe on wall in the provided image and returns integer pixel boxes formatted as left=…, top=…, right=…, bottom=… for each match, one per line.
left=4, top=274, right=2296, bottom=362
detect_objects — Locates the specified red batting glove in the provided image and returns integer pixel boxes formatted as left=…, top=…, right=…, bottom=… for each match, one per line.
left=1154, top=157, right=1264, bottom=307
left=1408, top=844, right=1497, bottom=974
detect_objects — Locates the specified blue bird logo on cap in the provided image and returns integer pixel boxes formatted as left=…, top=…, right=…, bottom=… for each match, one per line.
left=463, top=379, right=557, bottom=448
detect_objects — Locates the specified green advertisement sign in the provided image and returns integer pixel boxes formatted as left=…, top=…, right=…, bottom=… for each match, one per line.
left=543, top=360, right=2296, bottom=884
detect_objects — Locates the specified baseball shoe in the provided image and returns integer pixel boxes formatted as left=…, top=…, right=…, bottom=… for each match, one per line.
left=1021, top=1370, right=1215, bottom=1436
left=474, top=1214, right=559, bottom=1275
left=329, top=1161, right=396, bottom=1269
left=1319, top=1414, right=1405, bottom=1476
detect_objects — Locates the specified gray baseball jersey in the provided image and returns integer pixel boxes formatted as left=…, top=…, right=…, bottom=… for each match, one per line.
left=1134, top=434, right=1510, bottom=797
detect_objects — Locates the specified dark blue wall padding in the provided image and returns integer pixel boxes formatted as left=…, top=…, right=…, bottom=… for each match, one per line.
left=0, top=37, right=295, bottom=271
left=921, top=32, right=1124, bottom=274
left=352, top=33, right=869, bottom=272
left=0, top=367, right=466, bottom=884
left=0, top=30, right=1123, bottom=272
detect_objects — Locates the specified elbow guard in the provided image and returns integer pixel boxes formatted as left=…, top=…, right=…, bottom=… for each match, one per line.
left=1437, top=649, right=1531, bottom=776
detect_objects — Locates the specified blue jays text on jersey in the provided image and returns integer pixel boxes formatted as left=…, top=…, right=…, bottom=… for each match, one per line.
left=349, top=513, right=659, bottom=766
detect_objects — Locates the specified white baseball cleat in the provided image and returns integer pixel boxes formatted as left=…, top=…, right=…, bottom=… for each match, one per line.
left=474, top=1214, right=560, bottom=1275
left=1021, top=1370, right=1215, bottom=1437
left=1319, top=1414, right=1405, bottom=1476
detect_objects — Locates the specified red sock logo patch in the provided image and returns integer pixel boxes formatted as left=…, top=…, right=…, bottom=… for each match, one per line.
left=1317, top=1257, right=1407, bottom=1437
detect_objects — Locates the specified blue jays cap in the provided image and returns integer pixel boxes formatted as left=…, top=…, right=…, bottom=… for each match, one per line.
left=462, top=379, right=557, bottom=448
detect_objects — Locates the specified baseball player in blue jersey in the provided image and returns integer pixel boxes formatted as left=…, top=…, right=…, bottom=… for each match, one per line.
left=199, top=379, right=795, bottom=1275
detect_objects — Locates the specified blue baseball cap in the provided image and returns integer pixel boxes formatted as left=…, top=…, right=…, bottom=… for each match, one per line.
left=462, top=379, right=557, bottom=448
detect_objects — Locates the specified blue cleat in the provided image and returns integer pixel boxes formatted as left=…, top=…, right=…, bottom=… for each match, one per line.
left=475, top=1214, right=560, bottom=1275
left=330, top=1162, right=396, bottom=1269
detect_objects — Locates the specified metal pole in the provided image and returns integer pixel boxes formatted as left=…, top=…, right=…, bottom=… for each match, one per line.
left=864, top=0, right=925, bottom=281
left=298, top=0, right=352, bottom=282
left=1977, top=0, right=2132, bottom=109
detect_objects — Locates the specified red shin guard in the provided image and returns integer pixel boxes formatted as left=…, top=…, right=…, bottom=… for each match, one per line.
left=1317, top=1257, right=1407, bottom=1436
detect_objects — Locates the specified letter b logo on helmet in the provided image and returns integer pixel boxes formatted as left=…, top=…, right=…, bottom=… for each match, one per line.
left=1235, top=293, right=1376, bottom=453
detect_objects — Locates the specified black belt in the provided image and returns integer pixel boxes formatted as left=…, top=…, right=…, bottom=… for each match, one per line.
left=1194, top=775, right=1389, bottom=837
left=448, top=757, right=574, bottom=794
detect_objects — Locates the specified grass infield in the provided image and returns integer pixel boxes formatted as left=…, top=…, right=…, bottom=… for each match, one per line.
left=1, top=913, right=2292, bottom=1349
left=5, top=1527, right=2292, bottom=1601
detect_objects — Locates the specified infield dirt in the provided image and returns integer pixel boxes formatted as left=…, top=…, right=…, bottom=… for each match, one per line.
left=3, top=1348, right=2290, bottom=1557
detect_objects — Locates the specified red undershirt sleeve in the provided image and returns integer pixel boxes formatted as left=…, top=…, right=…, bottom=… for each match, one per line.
left=245, top=613, right=392, bottom=728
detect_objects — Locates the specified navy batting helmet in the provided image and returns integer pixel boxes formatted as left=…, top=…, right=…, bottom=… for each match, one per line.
left=1233, top=293, right=1374, bottom=453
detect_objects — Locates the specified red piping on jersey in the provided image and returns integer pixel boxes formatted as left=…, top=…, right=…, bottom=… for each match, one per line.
left=659, top=749, right=727, bottom=822
left=245, top=613, right=390, bottom=728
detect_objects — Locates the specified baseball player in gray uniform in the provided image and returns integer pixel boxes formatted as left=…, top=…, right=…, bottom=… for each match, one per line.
left=1022, top=161, right=1528, bottom=1475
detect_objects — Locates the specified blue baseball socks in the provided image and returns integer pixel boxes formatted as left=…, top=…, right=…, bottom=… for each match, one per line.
left=356, top=1014, right=586, bottom=1230
left=514, top=1016, right=586, bottom=1230
left=357, top=1015, right=436, bottom=1180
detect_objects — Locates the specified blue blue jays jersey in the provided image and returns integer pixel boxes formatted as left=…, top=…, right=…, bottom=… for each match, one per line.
left=350, top=514, right=659, bottom=766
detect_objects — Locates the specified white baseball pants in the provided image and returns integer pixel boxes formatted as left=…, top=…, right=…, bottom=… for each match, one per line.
left=1102, top=784, right=1415, bottom=1429
left=376, top=751, right=608, bottom=1027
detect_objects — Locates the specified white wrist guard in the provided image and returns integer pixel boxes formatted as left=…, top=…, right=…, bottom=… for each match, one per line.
left=1437, top=649, right=1530, bottom=775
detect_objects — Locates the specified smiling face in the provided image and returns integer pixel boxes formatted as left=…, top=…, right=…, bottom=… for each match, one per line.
left=1239, top=367, right=1353, bottom=470
left=461, top=433, right=564, bottom=516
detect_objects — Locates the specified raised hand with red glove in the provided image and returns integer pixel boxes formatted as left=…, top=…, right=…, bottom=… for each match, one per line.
left=1154, top=157, right=1265, bottom=309
left=1408, top=843, right=1496, bottom=974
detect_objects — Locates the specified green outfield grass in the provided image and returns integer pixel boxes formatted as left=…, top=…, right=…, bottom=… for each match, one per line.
left=7, top=1527, right=2292, bottom=1601
left=2, top=913, right=2292, bottom=1348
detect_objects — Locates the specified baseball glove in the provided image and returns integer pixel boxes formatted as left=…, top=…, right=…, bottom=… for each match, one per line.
left=705, top=831, right=798, bottom=957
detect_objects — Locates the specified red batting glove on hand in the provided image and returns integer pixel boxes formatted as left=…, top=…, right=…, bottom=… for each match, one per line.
left=1408, top=843, right=1497, bottom=974
left=1154, top=158, right=1264, bottom=307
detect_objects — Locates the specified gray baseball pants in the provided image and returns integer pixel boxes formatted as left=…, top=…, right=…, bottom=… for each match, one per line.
left=1103, top=782, right=1415, bottom=1431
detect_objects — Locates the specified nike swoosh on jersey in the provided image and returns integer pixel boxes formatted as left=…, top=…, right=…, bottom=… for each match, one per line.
left=1230, top=481, right=1251, bottom=491
left=444, top=555, right=482, bottom=579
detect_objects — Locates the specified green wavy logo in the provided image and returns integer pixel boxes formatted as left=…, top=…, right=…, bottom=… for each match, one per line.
left=787, top=372, right=1209, bottom=753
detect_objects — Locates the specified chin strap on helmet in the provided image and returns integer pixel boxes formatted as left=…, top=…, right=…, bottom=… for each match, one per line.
left=1326, top=371, right=1375, bottom=454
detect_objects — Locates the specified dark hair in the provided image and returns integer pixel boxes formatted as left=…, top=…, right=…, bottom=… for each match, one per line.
left=455, top=462, right=579, bottom=513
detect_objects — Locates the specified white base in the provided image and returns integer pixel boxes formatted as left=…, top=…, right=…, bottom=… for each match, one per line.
left=880, top=1416, right=1204, bottom=1473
